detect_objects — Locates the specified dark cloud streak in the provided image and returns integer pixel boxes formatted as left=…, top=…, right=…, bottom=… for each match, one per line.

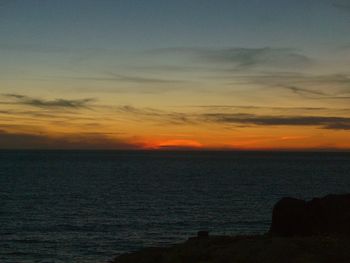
left=235, top=73, right=350, bottom=99
left=0, top=130, right=139, bottom=149
left=114, top=105, right=350, bottom=130
left=116, top=105, right=193, bottom=125
left=192, top=105, right=330, bottom=111
left=66, top=73, right=188, bottom=84
left=2, top=94, right=96, bottom=109
left=202, top=113, right=350, bottom=130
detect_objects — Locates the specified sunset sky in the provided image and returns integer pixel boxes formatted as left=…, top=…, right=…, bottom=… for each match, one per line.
left=1, top=0, right=350, bottom=150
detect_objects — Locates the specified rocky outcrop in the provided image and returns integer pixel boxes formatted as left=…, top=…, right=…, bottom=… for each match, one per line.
left=270, top=194, right=350, bottom=237
left=113, top=194, right=350, bottom=262
left=113, top=235, right=350, bottom=263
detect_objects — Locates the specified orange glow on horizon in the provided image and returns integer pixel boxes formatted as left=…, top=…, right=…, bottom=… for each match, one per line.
left=141, top=139, right=203, bottom=149
left=1, top=103, right=350, bottom=151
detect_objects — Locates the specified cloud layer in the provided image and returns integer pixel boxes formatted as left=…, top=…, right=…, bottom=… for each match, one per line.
left=2, top=94, right=95, bottom=109
left=0, top=129, right=139, bottom=149
left=114, top=105, right=350, bottom=130
left=202, top=113, right=350, bottom=130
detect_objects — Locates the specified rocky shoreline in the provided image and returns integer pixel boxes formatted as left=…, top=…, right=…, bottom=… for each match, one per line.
left=113, top=194, right=350, bottom=263
left=112, top=234, right=350, bottom=263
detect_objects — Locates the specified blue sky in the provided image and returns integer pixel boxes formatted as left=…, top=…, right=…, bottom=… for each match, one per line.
left=1, top=0, right=350, bottom=51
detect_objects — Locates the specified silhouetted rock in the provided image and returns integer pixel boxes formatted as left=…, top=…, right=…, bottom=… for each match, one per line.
left=270, top=194, right=350, bottom=236
left=113, top=193, right=350, bottom=262
left=113, top=235, right=350, bottom=263
left=197, top=231, right=209, bottom=238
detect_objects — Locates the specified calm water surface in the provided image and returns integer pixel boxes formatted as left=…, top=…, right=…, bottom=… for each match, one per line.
left=1, top=150, right=350, bottom=262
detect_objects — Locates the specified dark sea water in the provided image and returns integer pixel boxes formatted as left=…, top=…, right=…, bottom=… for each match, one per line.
left=1, top=150, right=350, bottom=263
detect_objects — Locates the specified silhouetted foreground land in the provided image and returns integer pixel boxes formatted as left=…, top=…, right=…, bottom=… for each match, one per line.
left=113, top=234, right=350, bottom=263
left=113, top=194, right=350, bottom=262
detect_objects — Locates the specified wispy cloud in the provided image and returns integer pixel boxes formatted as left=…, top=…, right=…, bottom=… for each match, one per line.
left=149, top=47, right=311, bottom=70
left=63, top=72, right=189, bottom=85
left=1, top=94, right=96, bottom=109
left=116, top=105, right=193, bottom=125
left=279, top=85, right=328, bottom=97
left=114, top=105, right=350, bottom=130
left=43, top=72, right=191, bottom=94
left=192, top=105, right=330, bottom=111
left=201, top=113, right=350, bottom=130
left=234, top=73, right=350, bottom=99
left=332, top=0, right=350, bottom=11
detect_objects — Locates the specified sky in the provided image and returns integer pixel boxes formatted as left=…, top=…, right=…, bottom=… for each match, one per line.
left=1, top=0, right=350, bottom=150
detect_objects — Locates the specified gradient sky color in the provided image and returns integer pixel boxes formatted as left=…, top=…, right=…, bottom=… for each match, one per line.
left=1, top=0, right=350, bottom=150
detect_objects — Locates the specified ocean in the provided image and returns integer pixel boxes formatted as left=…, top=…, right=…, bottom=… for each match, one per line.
left=0, top=150, right=349, bottom=263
